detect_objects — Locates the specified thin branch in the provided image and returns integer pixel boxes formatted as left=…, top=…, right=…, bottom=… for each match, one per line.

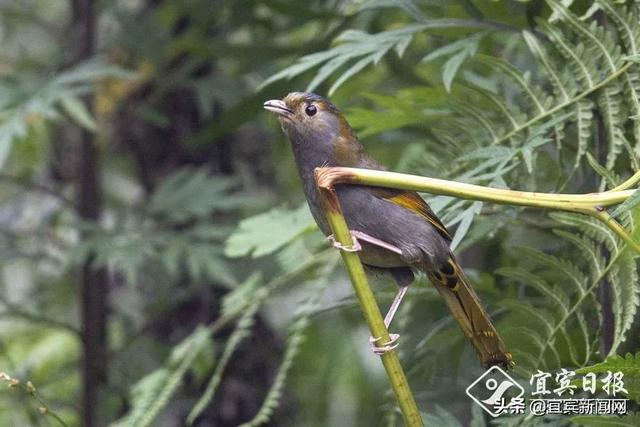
left=0, top=373, right=69, bottom=427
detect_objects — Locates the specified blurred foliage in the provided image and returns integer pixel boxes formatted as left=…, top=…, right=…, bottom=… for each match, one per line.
left=0, top=0, right=639, bottom=426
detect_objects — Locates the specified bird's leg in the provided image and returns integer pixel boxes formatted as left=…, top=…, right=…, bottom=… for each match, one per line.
left=383, top=284, right=409, bottom=328
left=369, top=285, right=408, bottom=355
left=327, top=230, right=407, bottom=354
left=327, top=230, right=403, bottom=255
left=351, top=230, right=403, bottom=255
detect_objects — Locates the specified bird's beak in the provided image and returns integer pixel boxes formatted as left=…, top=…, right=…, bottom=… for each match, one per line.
left=263, top=99, right=293, bottom=118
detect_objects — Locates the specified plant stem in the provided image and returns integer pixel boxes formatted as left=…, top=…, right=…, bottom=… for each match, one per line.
left=315, top=170, right=423, bottom=427
left=316, top=167, right=640, bottom=253
left=608, top=169, right=640, bottom=192
left=317, top=167, right=633, bottom=209
left=71, top=1, right=107, bottom=425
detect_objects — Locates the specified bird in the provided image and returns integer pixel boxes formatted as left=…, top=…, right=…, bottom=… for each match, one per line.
left=264, top=92, right=513, bottom=369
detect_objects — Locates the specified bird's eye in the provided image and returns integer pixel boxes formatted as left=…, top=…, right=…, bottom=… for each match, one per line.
left=305, top=104, right=317, bottom=117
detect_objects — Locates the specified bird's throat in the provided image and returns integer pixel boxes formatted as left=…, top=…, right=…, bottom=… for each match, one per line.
left=288, top=134, right=337, bottom=235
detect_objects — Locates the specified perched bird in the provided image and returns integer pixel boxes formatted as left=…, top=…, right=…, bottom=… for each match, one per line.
left=264, top=92, right=513, bottom=369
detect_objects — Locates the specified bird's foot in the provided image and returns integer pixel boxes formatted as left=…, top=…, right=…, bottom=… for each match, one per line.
left=369, top=333, right=400, bottom=355
left=327, top=233, right=362, bottom=252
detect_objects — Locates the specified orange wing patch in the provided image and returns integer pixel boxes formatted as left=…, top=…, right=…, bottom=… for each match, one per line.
left=378, top=190, right=452, bottom=241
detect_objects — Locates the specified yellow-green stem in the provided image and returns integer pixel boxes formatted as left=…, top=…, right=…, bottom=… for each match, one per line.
left=608, top=169, right=640, bottom=192
left=315, top=170, right=424, bottom=427
left=316, top=167, right=640, bottom=253
left=319, top=167, right=633, bottom=210
left=591, top=210, right=640, bottom=253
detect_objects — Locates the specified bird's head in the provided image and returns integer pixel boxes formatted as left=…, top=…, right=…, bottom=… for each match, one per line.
left=263, top=92, right=354, bottom=148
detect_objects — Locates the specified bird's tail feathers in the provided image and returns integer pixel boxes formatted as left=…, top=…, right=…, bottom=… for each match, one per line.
left=426, top=256, right=513, bottom=369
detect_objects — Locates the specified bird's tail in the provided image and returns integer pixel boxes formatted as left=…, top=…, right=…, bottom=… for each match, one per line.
left=426, top=256, right=514, bottom=369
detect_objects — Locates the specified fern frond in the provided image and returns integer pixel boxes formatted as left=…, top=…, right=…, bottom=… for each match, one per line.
left=477, top=55, right=547, bottom=115
left=551, top=212, right=620, bottom=255
left=0, top=59, right=131, bottom=168
left=513, top=246, right=588, bottom=295
left=609, top=252, right=640, bottom=355
left=547, top=0, right=622, bottom=73
left=575, top=100, right=594, bottom=169
left=586, top=153, right=620, bottom=189
left=450, top=101, right=498, bottom=144
left=541, top=21, right=594, bottom=88
left=497, top=267, right=568, bottom=315
left=576, top=352, right=640, bottom=403
left=497, top=203, right=637, bottom=372
left=239, top=281, right=326, bottom=427
left=522, top=30, right=570, bottom=102
left=186, top=301, right=261, bottom=425
left=554, top=229, right=607, bottom=280
left=261, top=16, right=530, bottom=94
left=502, top=300, right=555, bottom=337
left=596, top=0, right=640, bottom=55
left=469, top=85, right=522, bottom=130
left=112, top=327, right=213, bottom=427
left=622, top=69, right=640, bottom=155
left=598, top=84, right=626, bottom=170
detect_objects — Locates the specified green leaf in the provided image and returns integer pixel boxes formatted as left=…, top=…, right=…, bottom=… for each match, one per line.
left=587, top=152, right=620, bottom=189
left=442, top=52, right=467, bottom=93
left=576, top=353, right=640, bottom=403
left=348, top=87, right=447, bottom=136
left=148, top=168, right=254, bottom=222
left=422, top=36, right=480, bottom=63
left=611, top=187, right=640, bottom=218
left=423, top=34, right=482, bottom=92
left=449, top=201, right=482, bottom=251
left=260, top=20, right=495, bottom=93
left=59, top=96, right=97, bottom=131
left=225, top=203, right=315, bottom=258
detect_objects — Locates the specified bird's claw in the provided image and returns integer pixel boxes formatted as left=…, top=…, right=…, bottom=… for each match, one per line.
left=327, top=233, right=361, bottom=252
left=369, top=333, right=400, bottom=355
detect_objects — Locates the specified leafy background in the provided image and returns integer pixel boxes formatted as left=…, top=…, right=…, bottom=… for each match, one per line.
left=0, top=0, right=639, bottom=426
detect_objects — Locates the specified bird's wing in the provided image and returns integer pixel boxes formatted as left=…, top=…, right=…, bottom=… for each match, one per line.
left=372, top=188, right=452, bottom=242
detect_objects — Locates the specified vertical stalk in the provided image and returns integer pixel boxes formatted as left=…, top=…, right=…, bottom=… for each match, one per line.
left=315, top=170, right=423, bottom=427
left=71, top=1, right=107, bottom=426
